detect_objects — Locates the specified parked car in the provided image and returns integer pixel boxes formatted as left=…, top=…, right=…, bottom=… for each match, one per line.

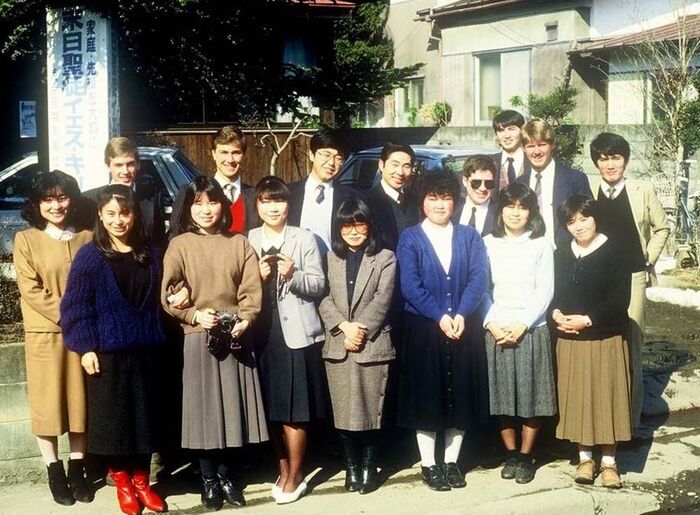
left=0, top=147, right=201, bottom=253
left=336, top=144, right=498, bottom=191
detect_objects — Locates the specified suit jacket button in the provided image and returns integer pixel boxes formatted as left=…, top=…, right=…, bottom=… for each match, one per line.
left=283, top=316, right=288, bottom=321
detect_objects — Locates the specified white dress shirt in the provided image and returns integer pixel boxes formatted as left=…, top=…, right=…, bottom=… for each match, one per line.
left=299, top=175, right=334, bottom=253
left=601, top=178, right=626, bottom=199
left=421, top=219, right=453, bottom=274
left=214, top=173, right=242, bottom=203
left=530, top=159, right=557, bottom=248
left=459, top=198, right=491, bottom=234
left=501, top=147, right=526, bottom=178
left=380, top=179, right=402, bottom=203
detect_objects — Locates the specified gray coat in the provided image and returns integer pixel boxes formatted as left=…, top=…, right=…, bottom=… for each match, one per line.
left=319, top=248, right=396, bottom=363
left=247, top=225, right=326, bottom=349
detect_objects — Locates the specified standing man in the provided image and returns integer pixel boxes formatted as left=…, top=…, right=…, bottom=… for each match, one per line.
left=589, top=132, right=670, bottom=429
left=366, top=143, right=420, bottom=251
left=492, top=110, right=530, bottom=190
left=288, top=129, right=354, bottom=254
left=454, top=155, right=499, bottom=236
left=169, top=125, right=260, bottom=238
left=81, top=137, right=166, bottom=244
left=518, top=119, right=592, bottom=248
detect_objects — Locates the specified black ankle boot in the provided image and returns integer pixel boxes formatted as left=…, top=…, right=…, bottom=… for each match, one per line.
left=47, top=461, right=75, bottom=506
left=359, top=444, right=379, bottom=495
left=67, top=458, right=94, bottom=503
left=217, top=473, right=246, bottom=507
left=201, top=475, right=224, bottom=511
left=339, top=433, right=361, bottom=492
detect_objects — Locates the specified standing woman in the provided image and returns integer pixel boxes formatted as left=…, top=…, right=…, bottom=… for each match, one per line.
left=60, top=185, right=166, bottom=515
left=396, top=171, right=489, bottom=491
left=482, top=182, right=556, bottom=485
left=552, top=195, right=632, bottom=489
left=319, top=197, right=396, bottom=495
left=247, top=176, right=327, bottom=504
left=161, top=176, right=267, bottom=511
left=13, top=170, right=93, bottom=506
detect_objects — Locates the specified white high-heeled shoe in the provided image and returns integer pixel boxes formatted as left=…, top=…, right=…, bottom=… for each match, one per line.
left=271, top=476, right=282, bottom=501
left=275, top=481, right=307, bottom=504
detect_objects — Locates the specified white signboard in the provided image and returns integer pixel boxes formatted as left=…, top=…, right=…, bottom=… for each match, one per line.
left=19, top=101, right=37, bottom=138
left=46, top=7, right=119, bottom=191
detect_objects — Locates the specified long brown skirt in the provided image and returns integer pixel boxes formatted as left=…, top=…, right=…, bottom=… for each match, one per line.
left=24, top=332, right=86, bottom=436
left=556, top=335, right=632, bottom=446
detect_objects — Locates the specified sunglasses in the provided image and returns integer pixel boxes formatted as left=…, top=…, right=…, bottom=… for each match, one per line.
left=340, top=222, right=369, bottom=235
left=469, top=179, right=495, bottom=190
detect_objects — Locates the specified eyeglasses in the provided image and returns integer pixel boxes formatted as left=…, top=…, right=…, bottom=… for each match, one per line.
left=469, top=179, right=495, bottom=190
left=316, top=150, right=345, bottom=166
left=339, top=222, right=369, bottom=235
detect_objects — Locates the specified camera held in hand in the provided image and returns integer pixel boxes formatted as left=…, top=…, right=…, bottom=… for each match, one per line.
left=206, top=310, right=242, bottom=359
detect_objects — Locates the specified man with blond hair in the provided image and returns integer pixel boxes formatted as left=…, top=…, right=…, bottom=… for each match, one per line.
left=517, top=119, right=591, bottom=248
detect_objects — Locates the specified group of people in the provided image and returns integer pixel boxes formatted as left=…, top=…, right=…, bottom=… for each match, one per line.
left=13, top=113, right=670, bottom=514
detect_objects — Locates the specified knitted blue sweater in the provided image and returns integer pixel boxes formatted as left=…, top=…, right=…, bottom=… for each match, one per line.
left=60, top=242, right=166, bottom=354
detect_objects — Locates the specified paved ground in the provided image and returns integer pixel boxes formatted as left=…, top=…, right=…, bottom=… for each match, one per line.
left=1, top=409, right=699, bottom=515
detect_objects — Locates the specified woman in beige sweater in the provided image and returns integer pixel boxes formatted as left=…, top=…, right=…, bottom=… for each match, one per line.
left=13, top=170, right=93, bottom=506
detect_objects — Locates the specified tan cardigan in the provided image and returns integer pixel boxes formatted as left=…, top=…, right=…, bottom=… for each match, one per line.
left=13, top=228, right=92, bottom=333
left=161, top=232, right=262, bottom=334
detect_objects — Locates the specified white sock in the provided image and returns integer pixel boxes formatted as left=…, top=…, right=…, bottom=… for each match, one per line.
left=416, top=430, right=437, bottom=467
left=601, top=454, right=616, bottom=466
left=444, top=428, right=465, bottom=463
left=579, top=449, right=593, bottom=462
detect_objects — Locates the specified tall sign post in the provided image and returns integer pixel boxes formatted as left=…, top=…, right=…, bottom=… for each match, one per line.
left=46, top=7, right=119, bottom=191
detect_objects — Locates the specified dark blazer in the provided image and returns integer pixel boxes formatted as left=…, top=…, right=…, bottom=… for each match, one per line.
left=492, top=151, right=532, bottom=189
left=365, top=184, right=420, bottom=251
left=452, top=197, right=498, bottom=236
left=518, top=162, right=592, bottom=247
left=319, top=248, right=396, bottom=363
left=80, top=184, right=166, bottom=244
left=287, top=177, right=354, bottom=227
left=167, top=181, right=260, bottom=239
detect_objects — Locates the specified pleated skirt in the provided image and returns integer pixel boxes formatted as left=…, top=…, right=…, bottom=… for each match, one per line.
left=181, top=332, right=269, bottom=449
left=485, top=324, right=557, bottom=418
left=556, top=335, right=632, bottom=446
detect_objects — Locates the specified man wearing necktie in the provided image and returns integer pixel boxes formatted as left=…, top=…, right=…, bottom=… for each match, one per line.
left=518, top=119, right=591, bottom=249
left=588, top=132, right=670, bottom=431
left=454, top=155, right=498, bottom=237
left=491, top=110, right=531, bottom=190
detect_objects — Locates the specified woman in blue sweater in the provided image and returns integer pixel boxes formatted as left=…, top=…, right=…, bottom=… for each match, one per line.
left=61, top=185, right=166, bottom=515
left=396, top=171, right=489, bottom=492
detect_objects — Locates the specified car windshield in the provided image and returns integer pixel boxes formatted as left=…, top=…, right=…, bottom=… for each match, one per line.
left=442, top=156, right=470, bottom=175
left=172, top=151, right=201, bottom=182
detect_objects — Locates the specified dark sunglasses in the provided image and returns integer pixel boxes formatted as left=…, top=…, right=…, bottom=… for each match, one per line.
left=469, top=179, right=495, bottom=190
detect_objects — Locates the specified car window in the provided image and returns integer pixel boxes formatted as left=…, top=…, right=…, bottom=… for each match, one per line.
left=338, top=157, right=379, bottom=190
left=171, top=151, right=200, bottom=184
left=0, top=164, right=39, bottom=209
left=137, top=160, right=171, bottom=206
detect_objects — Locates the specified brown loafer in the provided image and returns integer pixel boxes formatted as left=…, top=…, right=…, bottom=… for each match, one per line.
left=600, top=464, right=622, bottom=489
left=574, top=459, right=596, bottom=484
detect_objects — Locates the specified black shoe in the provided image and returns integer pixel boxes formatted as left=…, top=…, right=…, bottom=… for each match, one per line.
left=47, top=461, right=76, bottom=506
left=501, top=455, right=520, bottom=480
left=359, top=445, right=379, bottom=494
left=441, top=462, right=466, bottom=488
left=515, top=457, right=536, bottom=484
left=218, top=473, right=246, bottom=507
left=67, top=458, right=94, bottom=503
left=201, top=475, right=224, bottom=511
left=421, top=465, right=451, bottom=491
left=339, top=433, right=361, bottom=492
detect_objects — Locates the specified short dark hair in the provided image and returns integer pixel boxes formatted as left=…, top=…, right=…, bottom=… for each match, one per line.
left=211, top=125, right=247, bottom=153
left=415, top=170, right=461, bottom=208
left=380, top=143, right=415, bottom=163
left=492, top=182, right=546, bottom=238
left=310, top=129, right=349, bottom=157
left=492, top=109, right=525, bottom=132
left=178, top=176, right=232, bottom=236
left=331, top=198, right=381, bottom=258
left=558, top=194, right=598, bottom=226
left=462, top=154, right=498, bottom=179
left=255, top=175, right=289, bottom=203
left=589, top=132, right=630, bottom=164
left=94, top=184, right=150, bottom=263
left=21, top=170, right=81, bottom=230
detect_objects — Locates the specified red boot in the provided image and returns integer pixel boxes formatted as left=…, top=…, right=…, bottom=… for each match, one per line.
left=132, top=469, right=167, bottom=512
left=109, top=469, right=141, bottom=515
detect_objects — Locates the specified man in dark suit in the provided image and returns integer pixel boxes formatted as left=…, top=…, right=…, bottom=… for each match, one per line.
left=453, top=154, right=498, bottom=236
left=518, top=119, right=592, bottom=248
left=365, top=143, right=420, bottom=251
left=168, top=125, right=260, bottom=238
left=288, top=129, right=354, bottom=253
left=80, top=137, right=166, bottom=244
left=492, top=109, right=531, bottom=190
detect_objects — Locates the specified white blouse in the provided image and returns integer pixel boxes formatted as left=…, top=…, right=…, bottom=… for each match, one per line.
left=421, top=219, right=453, bottom=274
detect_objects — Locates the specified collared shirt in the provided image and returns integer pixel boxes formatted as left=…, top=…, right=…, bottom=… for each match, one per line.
left=214, top=173, right=242, bottom=203
left=44, top=223, right=76, bottom=241
left=300, top=174, right=334, bottom=253
left=421, top=219, right=453, bottom=274
left=261, top=224, right=287, bottom=253
left=530, top=159, right=557, bottom=248
left=459, top=198, right=491, bottom=234
left=380, top=179, right=403, bottom=203
left=501, top=147, right=526, bottom=179
left=602, top=178, right=626, bottom=199
left=571, top=233, right=608, bottom=258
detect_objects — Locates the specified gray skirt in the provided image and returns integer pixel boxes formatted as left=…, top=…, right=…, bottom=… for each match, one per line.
left=181, top=332, right=269, bottom=449
left=325, top=356, right=390, bottom=431
left=485, top=324, right=557, bottom=418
